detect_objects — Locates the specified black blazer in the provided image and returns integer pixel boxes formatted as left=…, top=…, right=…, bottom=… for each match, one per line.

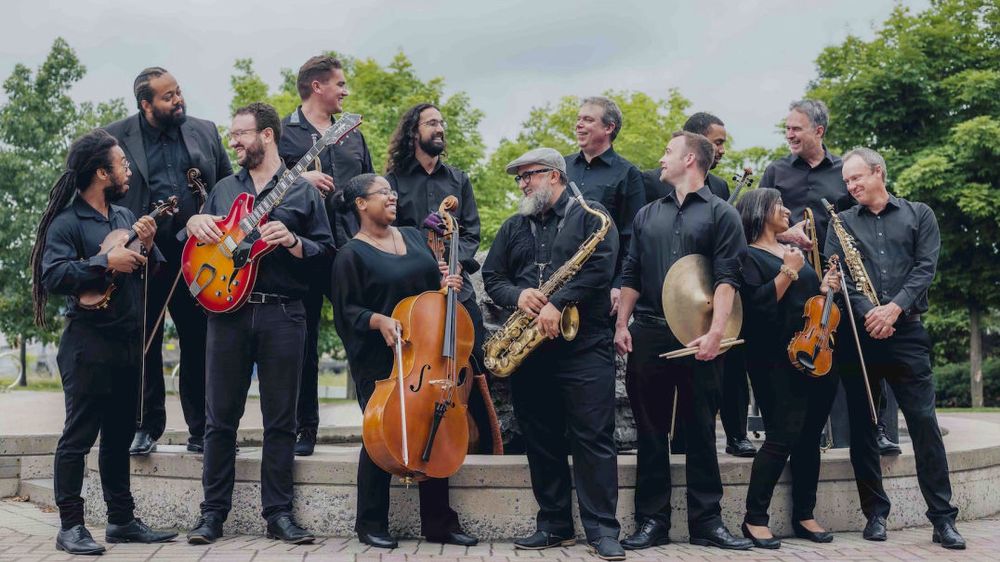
left=103, top=113, right=233, bottom=218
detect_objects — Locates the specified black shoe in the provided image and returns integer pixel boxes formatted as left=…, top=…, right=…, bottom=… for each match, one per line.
left=186, top=513, right=224, bottom=545
left=863, top=515, right=887, bottom=541
left=129, top=430, right=157, bottom=456
left=426, top=530, right=478, bottom=546
left=56, top=524, right=106, bottom=555
left=186, top=437, right=204, bottom=454
left=106, top=518, right=177, bottom=543
left=725, top=436, right=757, bottom=458
left=877, top=429, right=902, bottom=456
left=513, top=530, right=576, bottom=550
left=358, top=530, right=398, bottom=549
left=589, top=536, right=626, bottom=560
left=294, top=428, right=316, bottom=457
left=741, top=522, right=781, bottom=549
left=622, top=518, right=670, bottom=550
left=932, top=521, right=966, bottom=550
left=689, top=525, right=753, bottom=550
left=266, top=514, right=315, bottom=544
left=792, top=520, right=833, bottom=543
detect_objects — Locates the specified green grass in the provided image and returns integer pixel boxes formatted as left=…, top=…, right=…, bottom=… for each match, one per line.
left=0, top=377, right=63, bottom=391
left=938, top=407, right=1000, bottom=413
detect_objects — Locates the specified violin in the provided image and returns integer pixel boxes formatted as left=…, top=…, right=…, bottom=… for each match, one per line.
left=787, top=256, right=841, bottom=377
left=362, top=196, right=475, bottom=482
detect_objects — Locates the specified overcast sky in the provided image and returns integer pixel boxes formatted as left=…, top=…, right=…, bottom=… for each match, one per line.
left=2, top=0, right=928, bottom=154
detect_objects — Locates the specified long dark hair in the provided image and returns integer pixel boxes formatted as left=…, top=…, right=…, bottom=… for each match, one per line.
left=384, top=103, right=437, bottom=175
left=735, top=187, right=782, bottom=245
left=30, top=129, right=119, bottom=327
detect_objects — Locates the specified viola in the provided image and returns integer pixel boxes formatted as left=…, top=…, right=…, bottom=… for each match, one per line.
left=787, top=256, right=841, bottom=377
left=362, top=196, right=474, bottom=482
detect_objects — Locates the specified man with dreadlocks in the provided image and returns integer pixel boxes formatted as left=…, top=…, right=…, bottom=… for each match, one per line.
left=31, top=129, right=178, bottom=555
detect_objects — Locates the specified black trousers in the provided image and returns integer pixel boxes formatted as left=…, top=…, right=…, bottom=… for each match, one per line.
left=743, top=359, right=838, bottom=526
left=509, top=335, right=620, bottom=541
left=839, top=320, right=958, bottom=526
left=625, top=318, right=723, bottom=533
left=353, top=373, right=459, bottom=537
left=139, top=241, right=208, bottom=441
left=720, top=346, right=750, bottom=440
left=54, top=322, right=140, bottom=529
left=200, top=301, right=305, bottom=522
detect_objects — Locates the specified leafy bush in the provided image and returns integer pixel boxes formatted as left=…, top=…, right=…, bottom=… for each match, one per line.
left=933, top=357, right=1000, bottom=407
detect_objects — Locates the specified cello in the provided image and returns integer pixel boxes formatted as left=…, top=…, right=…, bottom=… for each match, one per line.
left=362, top=196, right=474, bottom=482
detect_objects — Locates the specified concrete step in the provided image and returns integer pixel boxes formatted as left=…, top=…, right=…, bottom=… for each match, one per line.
left=19, top=478, right=54, bottom=509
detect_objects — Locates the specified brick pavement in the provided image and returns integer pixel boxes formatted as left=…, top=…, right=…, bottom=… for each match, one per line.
left=1, top=498, right=997, bottom=561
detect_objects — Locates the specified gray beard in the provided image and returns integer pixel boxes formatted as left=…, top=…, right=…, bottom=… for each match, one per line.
left=517, top=185, right=552, bottom=216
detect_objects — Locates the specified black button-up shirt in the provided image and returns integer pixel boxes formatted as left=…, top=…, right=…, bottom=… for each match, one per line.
left=565, top=147, right=644, bottom=287
left=642, top=170, right=730, bottom=204
left=759, top=146, right=853, bottom=248
left=279, top=106, right=374, bottom=248
left=622, top=185, right=747, bottom=319
left=823, top=195, right=939, bottom=319
left=200, top=166, right=335, bottom=299
left=483, top=188, right=619, bottom=342
left=386, top=158, right=481, bottom=302
left=41, top=197, right=164, bottom=332
left=139, top=117, right=195, bottom=240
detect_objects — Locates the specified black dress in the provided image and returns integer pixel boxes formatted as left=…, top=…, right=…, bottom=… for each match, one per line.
left=740, top=247, right=840, bottom=526
left=332, top=226, right=460, bottom=537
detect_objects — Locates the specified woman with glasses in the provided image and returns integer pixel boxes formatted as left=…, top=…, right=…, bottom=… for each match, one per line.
left=332, top=173, right=478, bottom=549
left=734, top=188, right=841, bottom=549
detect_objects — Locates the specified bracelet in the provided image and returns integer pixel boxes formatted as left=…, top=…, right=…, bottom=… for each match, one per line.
left=285, top=234, right=301, bottom=249
left=779, top=265, right=799, bottom=281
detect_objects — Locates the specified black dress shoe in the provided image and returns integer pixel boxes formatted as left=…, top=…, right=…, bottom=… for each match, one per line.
left=877, top=428, right=902, bottom=456
left=294, top=428, right=316, bottom=456
left=56, top=524, right=106, bottom=555
left=725, top=436, right=757, bottom=457
left=426, top=530, right=478, bottom=546
left=792, top=520, right=833, bottom=543
left=513, top=530, right=576, bottom=550
left=689, top=525, right=753, bottom=550
left=741, top=522, right=781, bottom=549
left=129, top=430, right=157, bottom=456
left=932, top=521, right=966, bottom=550
left=863, top=515, right=887, bottom=541
left=186, top=437, right=204, bottom=453
left=622, top=518, right=670, bottom=550
left=266, top=514, right=314, bottom=544
left=358, top=530, right=398, bottom=549
left=589, top=536, right=626, bottom=560
left=106, top=518, right=177, bottom=543
left=186, top=513, right=224, bottom=545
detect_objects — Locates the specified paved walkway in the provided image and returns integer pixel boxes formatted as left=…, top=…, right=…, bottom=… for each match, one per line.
left=0, top=499, right=996, bottom=561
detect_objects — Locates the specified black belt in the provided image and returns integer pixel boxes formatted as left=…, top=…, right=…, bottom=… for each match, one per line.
left=247, top=292, right=295, bottom=305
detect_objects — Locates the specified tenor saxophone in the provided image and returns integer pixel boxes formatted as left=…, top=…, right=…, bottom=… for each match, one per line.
left=483, top=182, right=611, bottom=377
left=822, top=199, right=879, bottom=307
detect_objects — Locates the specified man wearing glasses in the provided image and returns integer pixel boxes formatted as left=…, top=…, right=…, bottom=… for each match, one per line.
left=104, top=67, right=233, bottom=458
left=279, top=55, right=375, bottom=456
left=483, top=148, right=624, bottom=561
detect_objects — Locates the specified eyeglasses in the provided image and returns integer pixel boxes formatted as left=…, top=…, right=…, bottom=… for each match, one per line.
left=514, top=168, right=552, bottom=184
left=227, top=128, right=259, bottom=140
left=419, top=119, right=447, bottom=130
left=363, top=188, right=398, bottom=198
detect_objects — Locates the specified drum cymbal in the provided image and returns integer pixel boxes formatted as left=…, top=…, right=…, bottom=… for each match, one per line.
left=661, top=254, right=743, bottom=345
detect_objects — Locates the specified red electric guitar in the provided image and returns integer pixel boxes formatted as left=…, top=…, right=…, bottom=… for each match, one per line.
left=181, top=113, right=362, bottom=313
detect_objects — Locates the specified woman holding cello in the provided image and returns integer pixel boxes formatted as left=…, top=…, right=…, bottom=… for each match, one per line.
left=734, top=188, right=841, bottom=549
left=332, top=173, right=478, bottom=549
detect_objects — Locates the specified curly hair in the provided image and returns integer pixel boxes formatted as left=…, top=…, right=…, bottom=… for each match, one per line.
left=384, top=103, right=438, bottom=175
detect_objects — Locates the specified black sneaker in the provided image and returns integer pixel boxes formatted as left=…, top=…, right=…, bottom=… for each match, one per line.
left=294, top=428, right=316, bottom=456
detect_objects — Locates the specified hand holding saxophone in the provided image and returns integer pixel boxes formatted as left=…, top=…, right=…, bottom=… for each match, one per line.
left=517, top=288, right=548, bottom=318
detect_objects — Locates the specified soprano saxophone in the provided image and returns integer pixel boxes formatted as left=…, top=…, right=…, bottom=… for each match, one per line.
left=822, top=199, right=879, bottom=307
left=483, top=182, right=611, bottom=377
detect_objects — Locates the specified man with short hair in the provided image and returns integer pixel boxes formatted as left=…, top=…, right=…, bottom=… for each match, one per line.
left=104, top=67, right=233, bottom=457
left=185, top=102, right=334, bottom=545
left=565, top=96, right=645, bottom=315
left=279, top=54, right=375, bottom=456
left=616, top=132, right=751, bottom=551
left=483, top=148, right=624, bottom=561
left=643, top=112, right=732, bottom=203
left=826, top=148, right=964, bottom=549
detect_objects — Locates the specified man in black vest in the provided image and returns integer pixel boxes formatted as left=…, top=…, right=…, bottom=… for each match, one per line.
left=104, top=67, right=233, bottom=456
left=279, top=55, right=375, bottom=456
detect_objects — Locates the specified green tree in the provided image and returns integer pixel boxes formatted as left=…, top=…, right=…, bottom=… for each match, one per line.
left=807, top=0, right=1000, bottom=405
left=0, top=38, right=127, bottom=373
